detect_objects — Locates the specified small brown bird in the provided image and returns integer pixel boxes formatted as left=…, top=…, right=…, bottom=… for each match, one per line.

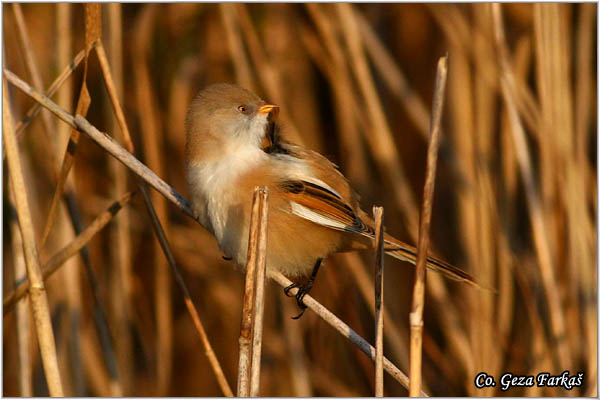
left=185, top=83, right=481, bottom=318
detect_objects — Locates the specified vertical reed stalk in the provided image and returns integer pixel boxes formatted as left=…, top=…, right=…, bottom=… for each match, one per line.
left=8, top=181, right=33, bottom=396
left=55, top=4, right=86, bottom=395
left=3, top=80, right=64, bottom=397
left=281, top=297, right=313, bottom=396
left=133, top=5, right=173, bottom=394
left=106, top=2, right=134, bottom=394
left=373, top=206, right=385, bottom=397
left=219, top=4, right=255, bottom=91
left=336, top=3, right=419, bottom=236
left=493, top=3, right=571, bottom=370
left=409, top=55, right=447, bottom=397
left=237, top=187, right=269, bottom=397
left=11, top=3, right=59, bottom=172
left=249, top=188, right=269, bottom=397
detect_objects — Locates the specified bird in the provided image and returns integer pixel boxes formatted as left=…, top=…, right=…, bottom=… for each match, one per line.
left=185, top=83, right=482, bottom=319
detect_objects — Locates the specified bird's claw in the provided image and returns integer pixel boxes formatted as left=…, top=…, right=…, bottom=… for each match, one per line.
left=284, top=282, right=311, bottom=319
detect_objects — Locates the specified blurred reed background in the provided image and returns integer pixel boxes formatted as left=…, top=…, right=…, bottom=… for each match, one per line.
left=2, top=3, right=597, bottom=396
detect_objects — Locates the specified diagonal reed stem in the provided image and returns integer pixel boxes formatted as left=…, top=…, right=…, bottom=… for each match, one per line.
left=139, top=184, right=234, bottom=397
left=4, top=191, right=136, bottom=313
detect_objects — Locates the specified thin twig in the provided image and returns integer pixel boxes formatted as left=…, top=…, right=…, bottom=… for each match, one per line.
left=139, top=184, right=235, bottom=397
left=3, top=79, right=64, bottom=397
left=373, top=206, right=385, bottom=397
left=409, top=55, right=448, bottom=397
left=95, top=42, right=134, bottom=153
left=249, top=188, right=269, bottom=397
left=272, top=271, right=427, bottom=396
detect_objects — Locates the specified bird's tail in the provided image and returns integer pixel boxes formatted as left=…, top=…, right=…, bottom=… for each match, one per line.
left=383, top=233, right=489, bottom=290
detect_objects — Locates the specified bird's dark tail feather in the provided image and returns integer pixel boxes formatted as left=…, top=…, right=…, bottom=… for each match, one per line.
left=383, top=234, right=492, bottom=291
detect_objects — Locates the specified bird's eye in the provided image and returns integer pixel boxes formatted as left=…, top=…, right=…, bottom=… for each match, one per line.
left=237, top=105, right=247, bottom=113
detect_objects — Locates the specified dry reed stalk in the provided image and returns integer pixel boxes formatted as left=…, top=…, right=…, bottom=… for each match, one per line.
left=271, top=271, right=426, bottom=396
left=4, top=68, right=428, bottom=395
left=471, top=7, right=499, bottom=393
left=373, top=206, right=385, bottom=397
left=408, top=55, right=447, bottom=397
left=237, top=236, right=256, bottom=392
left=168, top=57, right=201, bottom=158
left=493, top=3, right=571, bottom=371
left=513, top=259, right=555, bottom=395
left=342, top=254, right=408, bottom=369
left=575, top=4, right=597, bottom=387
left=80, top=320, right=115, bottom=396
left=237, top=187, right=269, bottom=397
left=219, top=4, right=255, bottom=91
left=298, top=22, right=369, bottom=187
left=105, top=3, right=134, bottom=394
left=281, top=298, right=312, bottom=396
left=249, top=188, right=269, bottom=397
left=11, top=3, right=59, bottom=171
left=8, top=182, right=33, bottom=396
left=14, top=48, right=85, bottom=139
left=537, top=4, right=592, bottom=378
left=96, top=42, right=133, bottom=153
left=4, top=69, right=196, bottom=218
left=427, top=4, right=540, bottom=137
left=39, top=4, right=97, bottom=250
left=132, top=7, right=173, bottom=393
left=264, top=6, right=324, bottom=152
left=4, top=191, right=136, bottom=312
left=335, top=3, right=419, bottom=236
left=329, top=8, right=473, bottom=380
left=3, top=80, right=64, bottom=396
left=439, top=11, right=481, bottom=391
left=355, top=13, right=430, bottom=139
left=495, top=35, right=532, bottom=369
left=55, top=3, right=86, bottom=394
left=139, top=185, right=234, bottom=397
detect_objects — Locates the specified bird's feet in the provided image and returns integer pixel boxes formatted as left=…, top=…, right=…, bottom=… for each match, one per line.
left=284, top=281, right=314, bottom=319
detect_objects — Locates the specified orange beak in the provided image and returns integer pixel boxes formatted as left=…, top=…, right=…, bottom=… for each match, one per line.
left=257, top=103, right=279, bottom=117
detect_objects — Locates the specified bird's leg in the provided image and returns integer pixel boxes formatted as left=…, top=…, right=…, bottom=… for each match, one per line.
left=284, top=258, right=322, bottom=319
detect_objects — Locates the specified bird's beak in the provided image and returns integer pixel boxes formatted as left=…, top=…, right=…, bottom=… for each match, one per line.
left=258, top=103, right=279, bottom=116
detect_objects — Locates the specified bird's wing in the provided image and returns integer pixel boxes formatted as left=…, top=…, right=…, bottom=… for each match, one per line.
left=279, top=179, right=489, bottom=290
left=279, top=179, right=374, bottom=237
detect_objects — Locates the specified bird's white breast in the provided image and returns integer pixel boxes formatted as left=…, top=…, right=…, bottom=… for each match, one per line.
left=187, top=145, right=267, bottom=245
